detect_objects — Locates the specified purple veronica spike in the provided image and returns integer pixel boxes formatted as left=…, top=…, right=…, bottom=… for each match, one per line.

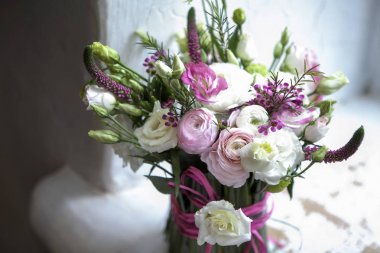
left=187, top=7, right=202, bottom=63
left=324, top=126, right=364, bottom=163
left=84, top=46, right=132, bottom=101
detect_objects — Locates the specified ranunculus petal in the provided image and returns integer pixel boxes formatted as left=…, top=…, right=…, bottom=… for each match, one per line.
left=177, top=108, right=218, bottom=154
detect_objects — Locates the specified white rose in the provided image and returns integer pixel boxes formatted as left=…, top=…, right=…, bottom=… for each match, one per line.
left=85, top=85, right=116, bottom=112
left=195, top=200, right=252, bottom=246
left=240, top=128, right=304, bottom=185
left=236, top=33, right=258, bottom=62
left=236, top=105, right=268, bottom=135
left=134, top=101, right=178, bottom=153
left=304, top=116, right=329, bottom=143
left=205, top=63, right=253, bottom=112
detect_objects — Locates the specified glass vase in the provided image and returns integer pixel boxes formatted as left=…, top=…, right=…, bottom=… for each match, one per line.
left=165, top=152, right=269, bottom=253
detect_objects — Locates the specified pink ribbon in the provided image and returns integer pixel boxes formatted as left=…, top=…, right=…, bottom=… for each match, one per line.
left=169, top=166, right=273, bottom=253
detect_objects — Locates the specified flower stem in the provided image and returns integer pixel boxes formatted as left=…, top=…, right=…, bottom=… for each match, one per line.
left=293, top=161, right=315, bottom=177
left=115, top=60, right=148, bottom=82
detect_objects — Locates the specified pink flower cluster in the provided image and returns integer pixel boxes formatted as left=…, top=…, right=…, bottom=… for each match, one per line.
left=177, top=108, right=254, bottom=187
left=181, top=63, right=227, bottom=104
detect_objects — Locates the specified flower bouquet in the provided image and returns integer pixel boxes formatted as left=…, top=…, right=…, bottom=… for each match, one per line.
left=80, top=1, right=364, bottom=252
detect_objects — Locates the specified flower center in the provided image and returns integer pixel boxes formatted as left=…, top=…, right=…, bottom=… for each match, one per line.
left=207, top=210, right=237, bottom=233
left=250, top=118, right=262, bottom=125
left=251, top=141, right=274, bottom=160
left=260, top=142, right=273, bottom=153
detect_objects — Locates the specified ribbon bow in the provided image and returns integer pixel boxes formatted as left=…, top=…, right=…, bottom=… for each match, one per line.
left=169, top=166, right=273, bottom=253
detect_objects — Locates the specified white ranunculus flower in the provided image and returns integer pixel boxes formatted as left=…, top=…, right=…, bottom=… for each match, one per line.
left=195, top=200, right=252, bottom=246
left=85, top=85, right=116, bottom=112
left=236, top=105, right=268, bottom=135
left=134, top=101, right=177, bottom=153
left=236, top=33, right=258, bottom=62
left=205, top=63, right=253, bottom=112
left=304, top=116, right=329, bottom=143
left=240, top=128, right=304, bottom=185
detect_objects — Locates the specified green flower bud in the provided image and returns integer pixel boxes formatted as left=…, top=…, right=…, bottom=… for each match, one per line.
left=135, top=29, right=150, bottom=43
left=317, top=100, right=336, bottom=118
left=226, top=49, right=239, bottom=65
left=312, top=146, right=328, bottom=162
left=245, top=63, right=268, bottom=76
left=88, top=130, right=120, bottom=144
left=108, top=74, right=124, bottom=84
left=140, top=100, right=153, bottom=112
left=108, top=64, right=127, bottom=75
left=155, top=60, right=173, bottom=79
left=170, top=79, right=182, bottom=90
left=196, top=23, right=207, bottom=33
left=175, top=31, right=188, bottom=53
left=128, top=79, right=145, bottom=93
left=91, top=42, right=120, bottom=64
left=91, top=104, right=109, bottom=118
left=172, top=55, right=186, bottom=79
left=273, top=42, right=283, bottom=59
left=286, top=46, right=292, bottom=55
left=267, top=178, right=292, bottom=193
left=280, top=27, right=289, bottom=46
left=201, top=49, right=208, bottom=63
left=118, top=103, right=143, bottom=117
left=232, top=8, right=246, bottom=25
left=316, top=71, right=349, bottom=95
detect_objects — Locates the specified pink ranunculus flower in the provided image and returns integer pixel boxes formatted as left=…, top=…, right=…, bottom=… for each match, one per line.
left=201, top=128, right=253, bottom=188
left=181, top=62, right=228, bottom=104
left=277, top=107, right=320, bottom=136
left=177, top=108, right=218, bottom=154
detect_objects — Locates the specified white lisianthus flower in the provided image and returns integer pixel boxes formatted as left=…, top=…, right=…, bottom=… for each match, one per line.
left=205, top=63, right=253, bottom=112
left=85, top=85, right=116, bottom=112
left=236, top=105, right=268, bottom=135
left=284, top=45, right=318, bottom=75
left=304, top=116, right=329, bottom=143
left=134, top=101, right=177, bottom=153
left=112, top=115, right=146, bottom=171
left=195, top=200, right=252, bottom=246
left=240, top=128, right=304, bottom=185
left=236, top=33, right=258, bottom=62
left=316, top=71, right=349, bottom=95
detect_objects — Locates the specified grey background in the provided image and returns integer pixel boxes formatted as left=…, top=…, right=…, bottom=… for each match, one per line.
left=0, top=1, right=100, bottom=252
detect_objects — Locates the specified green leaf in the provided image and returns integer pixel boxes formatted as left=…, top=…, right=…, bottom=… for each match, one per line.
left=287, top=179, right=294, bottom=200
left=171, top=149, right=181, bottom=197
left=145, top=176, right=172, bottom=194
left=131, top=153, right=165, bottom=163
left=317, top=100, right=336, bottom=118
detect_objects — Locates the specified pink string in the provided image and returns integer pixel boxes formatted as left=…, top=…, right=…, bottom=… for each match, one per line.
left=169, top=166, right=273, bottom=253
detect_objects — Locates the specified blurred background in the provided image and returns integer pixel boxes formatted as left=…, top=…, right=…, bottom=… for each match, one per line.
left=0, top=0, right=379, bottom=252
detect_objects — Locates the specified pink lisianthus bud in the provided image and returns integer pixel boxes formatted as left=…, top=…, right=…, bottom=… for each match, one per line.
left=181, top=62, right=228, bottom=104
left=177, top=108, right=218, bottom=154
left=201, top=128, right=253, bottom=188
left=284, top=45, right=319, bottom=75
left=304, top=116, right=329, bottom=143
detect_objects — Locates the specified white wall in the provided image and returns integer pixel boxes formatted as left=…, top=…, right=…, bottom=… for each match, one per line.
left=100, top=0, right=379, bottom=102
